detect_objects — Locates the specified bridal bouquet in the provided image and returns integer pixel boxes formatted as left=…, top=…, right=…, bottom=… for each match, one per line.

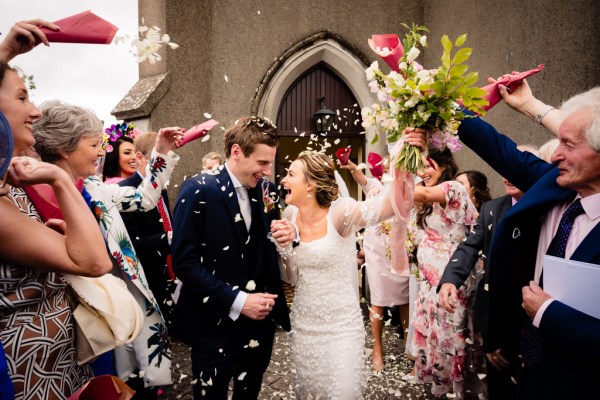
left=362, top=23, right=488, bottom=173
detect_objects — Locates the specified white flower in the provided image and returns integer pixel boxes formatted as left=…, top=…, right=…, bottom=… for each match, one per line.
left=404, top=95, right=419, bottom=108
left=368, top=80, right=379, bottom=94
left=406, top=47, right=420, bottom=62
left=127, top=25, right=179, bottom=64
left=399, top=61, right=407, bottom=71
left=420, top=35, right=427, bottom=47
left=365, top=61, right=379, bottom=81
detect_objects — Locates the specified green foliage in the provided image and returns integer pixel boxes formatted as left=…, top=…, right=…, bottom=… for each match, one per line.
left=362, top=23, right=489, bottom=173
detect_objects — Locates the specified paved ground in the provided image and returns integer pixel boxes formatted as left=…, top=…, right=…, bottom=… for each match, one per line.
left=160, top=305, right=440, bottom=399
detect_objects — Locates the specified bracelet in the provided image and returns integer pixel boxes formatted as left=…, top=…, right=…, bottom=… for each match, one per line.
left=534, top=105, right=555, bottom=125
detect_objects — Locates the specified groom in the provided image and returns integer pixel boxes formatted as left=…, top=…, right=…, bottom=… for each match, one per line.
left=171, top=117, right=293, bottom=399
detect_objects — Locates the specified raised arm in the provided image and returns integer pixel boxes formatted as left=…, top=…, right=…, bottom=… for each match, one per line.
left=93, top=128, right=181, bottom=212
left=491, top=77, right=562, bottom=135
left=0, top=158, right=111, bottom=276
left=0, top=19, right=59, bottom=61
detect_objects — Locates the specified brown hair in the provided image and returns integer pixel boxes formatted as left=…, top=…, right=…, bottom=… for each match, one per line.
left=296, top=151, right=339, bottom=208
left=417, top=146, right=459, bottom=228
left=0, top=62, right=17, bottom=88
left=223, top=116, right=278, bottom=158
left=455, top=170, right=491, bottom=211
left=134, top=132, right=158, bottom=156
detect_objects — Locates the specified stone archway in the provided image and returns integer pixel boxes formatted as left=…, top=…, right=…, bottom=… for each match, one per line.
left=252, top=31, right=384, bottom=157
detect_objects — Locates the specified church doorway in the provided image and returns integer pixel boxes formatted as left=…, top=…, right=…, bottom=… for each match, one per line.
left=275, top=63, right=365, bottom=198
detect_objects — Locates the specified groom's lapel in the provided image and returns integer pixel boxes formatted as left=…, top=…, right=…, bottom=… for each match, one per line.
left=248, top=185, right=270, bottom=235
left=219, top=168, right=248, bottom=246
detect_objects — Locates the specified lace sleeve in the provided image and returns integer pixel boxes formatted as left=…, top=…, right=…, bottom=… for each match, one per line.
left=275, top=205, right=298, bottom=284
left=330, top=185, right=395, bottom=238
left=360, top=176, right=383, bottom=196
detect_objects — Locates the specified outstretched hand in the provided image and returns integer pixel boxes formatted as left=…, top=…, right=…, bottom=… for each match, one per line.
left=155, top=127, right=184, bottom=154
left=487, top=73, right=535, bottom=113
left=0, top=19, right=60, bottom=61
left=241, top=292, right=278, bottom=320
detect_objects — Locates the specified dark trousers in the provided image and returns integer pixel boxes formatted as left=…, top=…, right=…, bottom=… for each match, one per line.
left=191, top=320, right=275, bottom=399
left=517, top=364, right=543, bottom=400
left=486, top=358, right=517, bottom=400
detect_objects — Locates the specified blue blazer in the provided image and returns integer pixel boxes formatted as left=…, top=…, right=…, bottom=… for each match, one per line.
left=458, top=115, right=600, bottom=398
left=171, top=167, right=290, bottom=348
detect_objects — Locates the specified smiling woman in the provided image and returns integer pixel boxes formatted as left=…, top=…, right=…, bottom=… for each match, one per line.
left=102, top=136, right=136, bottom=183
left=32, top=99, right=183, bottom=392
left=0, top=58, right=112, bottom=399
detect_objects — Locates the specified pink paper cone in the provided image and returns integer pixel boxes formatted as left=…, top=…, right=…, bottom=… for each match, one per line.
left=23, top=179, right=84, bottom=222
left=480, top=64, right=545, bottom=111
left=40, top=10, right=118, bottom=44
left=335, top=147, right=351, bottom=165
left=179, top=119, right=219, bottom=147
left=368, top=34, right=404, bottom=73
left=367, top=152, right=384, bottom=179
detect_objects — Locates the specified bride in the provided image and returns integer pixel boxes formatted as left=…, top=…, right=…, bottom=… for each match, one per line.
left=271, top=132, right=423, bottom=398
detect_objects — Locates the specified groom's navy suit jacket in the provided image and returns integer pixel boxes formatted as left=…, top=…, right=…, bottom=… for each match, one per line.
left=458, top=114, right=600, bottom=399
left=171, top=167, right=290, bottom=349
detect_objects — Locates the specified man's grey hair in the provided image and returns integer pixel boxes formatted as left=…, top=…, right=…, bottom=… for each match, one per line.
left=33, top=100, right=103, bottom=163
left=560, top=87, right=600, bottom=151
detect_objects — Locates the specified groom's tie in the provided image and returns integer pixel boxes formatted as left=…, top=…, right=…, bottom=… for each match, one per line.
left=236, top=186, right=252, bottom=232
left=521, top=198, right=585, bottom=366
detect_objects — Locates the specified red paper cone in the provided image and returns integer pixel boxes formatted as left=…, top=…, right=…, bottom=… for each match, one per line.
left=480, top=64, right=545, bottom=111
left=40, top=10, right=118, bottom=44
left=335, top=147, right=351, bottom=165
left=368, top=34, right=404, bottom=73
left=367, top=152, right=384, bottom=179
left=24, top=179, right=84, bottom=222
left=179, top=119, right=219, bottom=147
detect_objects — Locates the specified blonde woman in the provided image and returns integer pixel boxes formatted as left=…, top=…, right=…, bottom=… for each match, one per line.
left=272, top=130, right=424, bottom=399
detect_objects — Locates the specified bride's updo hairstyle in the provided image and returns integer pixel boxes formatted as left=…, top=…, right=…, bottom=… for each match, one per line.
left=296, top=151, right=339, bottom=208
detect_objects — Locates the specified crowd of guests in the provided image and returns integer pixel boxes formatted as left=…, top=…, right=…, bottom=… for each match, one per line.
left=1, top=17, right=599, bottom=400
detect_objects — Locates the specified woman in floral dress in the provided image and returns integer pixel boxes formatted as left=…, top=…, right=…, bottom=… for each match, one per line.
left=410, top=147, right=477, bottom=397
left=0, top=61, right=112, bottom=399
left=32, top=100, right=181, bottom=396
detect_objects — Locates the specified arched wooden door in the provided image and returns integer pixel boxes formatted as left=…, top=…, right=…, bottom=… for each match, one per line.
left=275, top=63, right=365, bottom=198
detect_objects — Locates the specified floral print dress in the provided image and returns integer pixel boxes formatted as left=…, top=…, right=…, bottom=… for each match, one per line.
left=84, top=149, right=178, bottom=388
left=0, top=187, right=92, bottom=400
left=411, top=180, right=477, bottom=396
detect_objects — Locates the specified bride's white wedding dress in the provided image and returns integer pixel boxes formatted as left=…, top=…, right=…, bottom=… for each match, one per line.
left=279, top=195, right=391, bottom=399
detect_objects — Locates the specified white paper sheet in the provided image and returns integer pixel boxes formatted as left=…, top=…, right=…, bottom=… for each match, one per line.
left=543, top=255, right=600, bottom=319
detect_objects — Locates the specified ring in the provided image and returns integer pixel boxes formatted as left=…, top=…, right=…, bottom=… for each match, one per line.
left=493, top=356, right=498, bottom=359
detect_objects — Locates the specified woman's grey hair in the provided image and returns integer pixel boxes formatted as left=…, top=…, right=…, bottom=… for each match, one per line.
left=33, top=100, right=103, bottom=163
left=560, top=86, right=600, bottom=151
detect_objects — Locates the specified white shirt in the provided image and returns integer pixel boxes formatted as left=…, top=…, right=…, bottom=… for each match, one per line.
left=533, top=192, right=600, bottom=326
left=224, top=162, right=249, bottom=321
